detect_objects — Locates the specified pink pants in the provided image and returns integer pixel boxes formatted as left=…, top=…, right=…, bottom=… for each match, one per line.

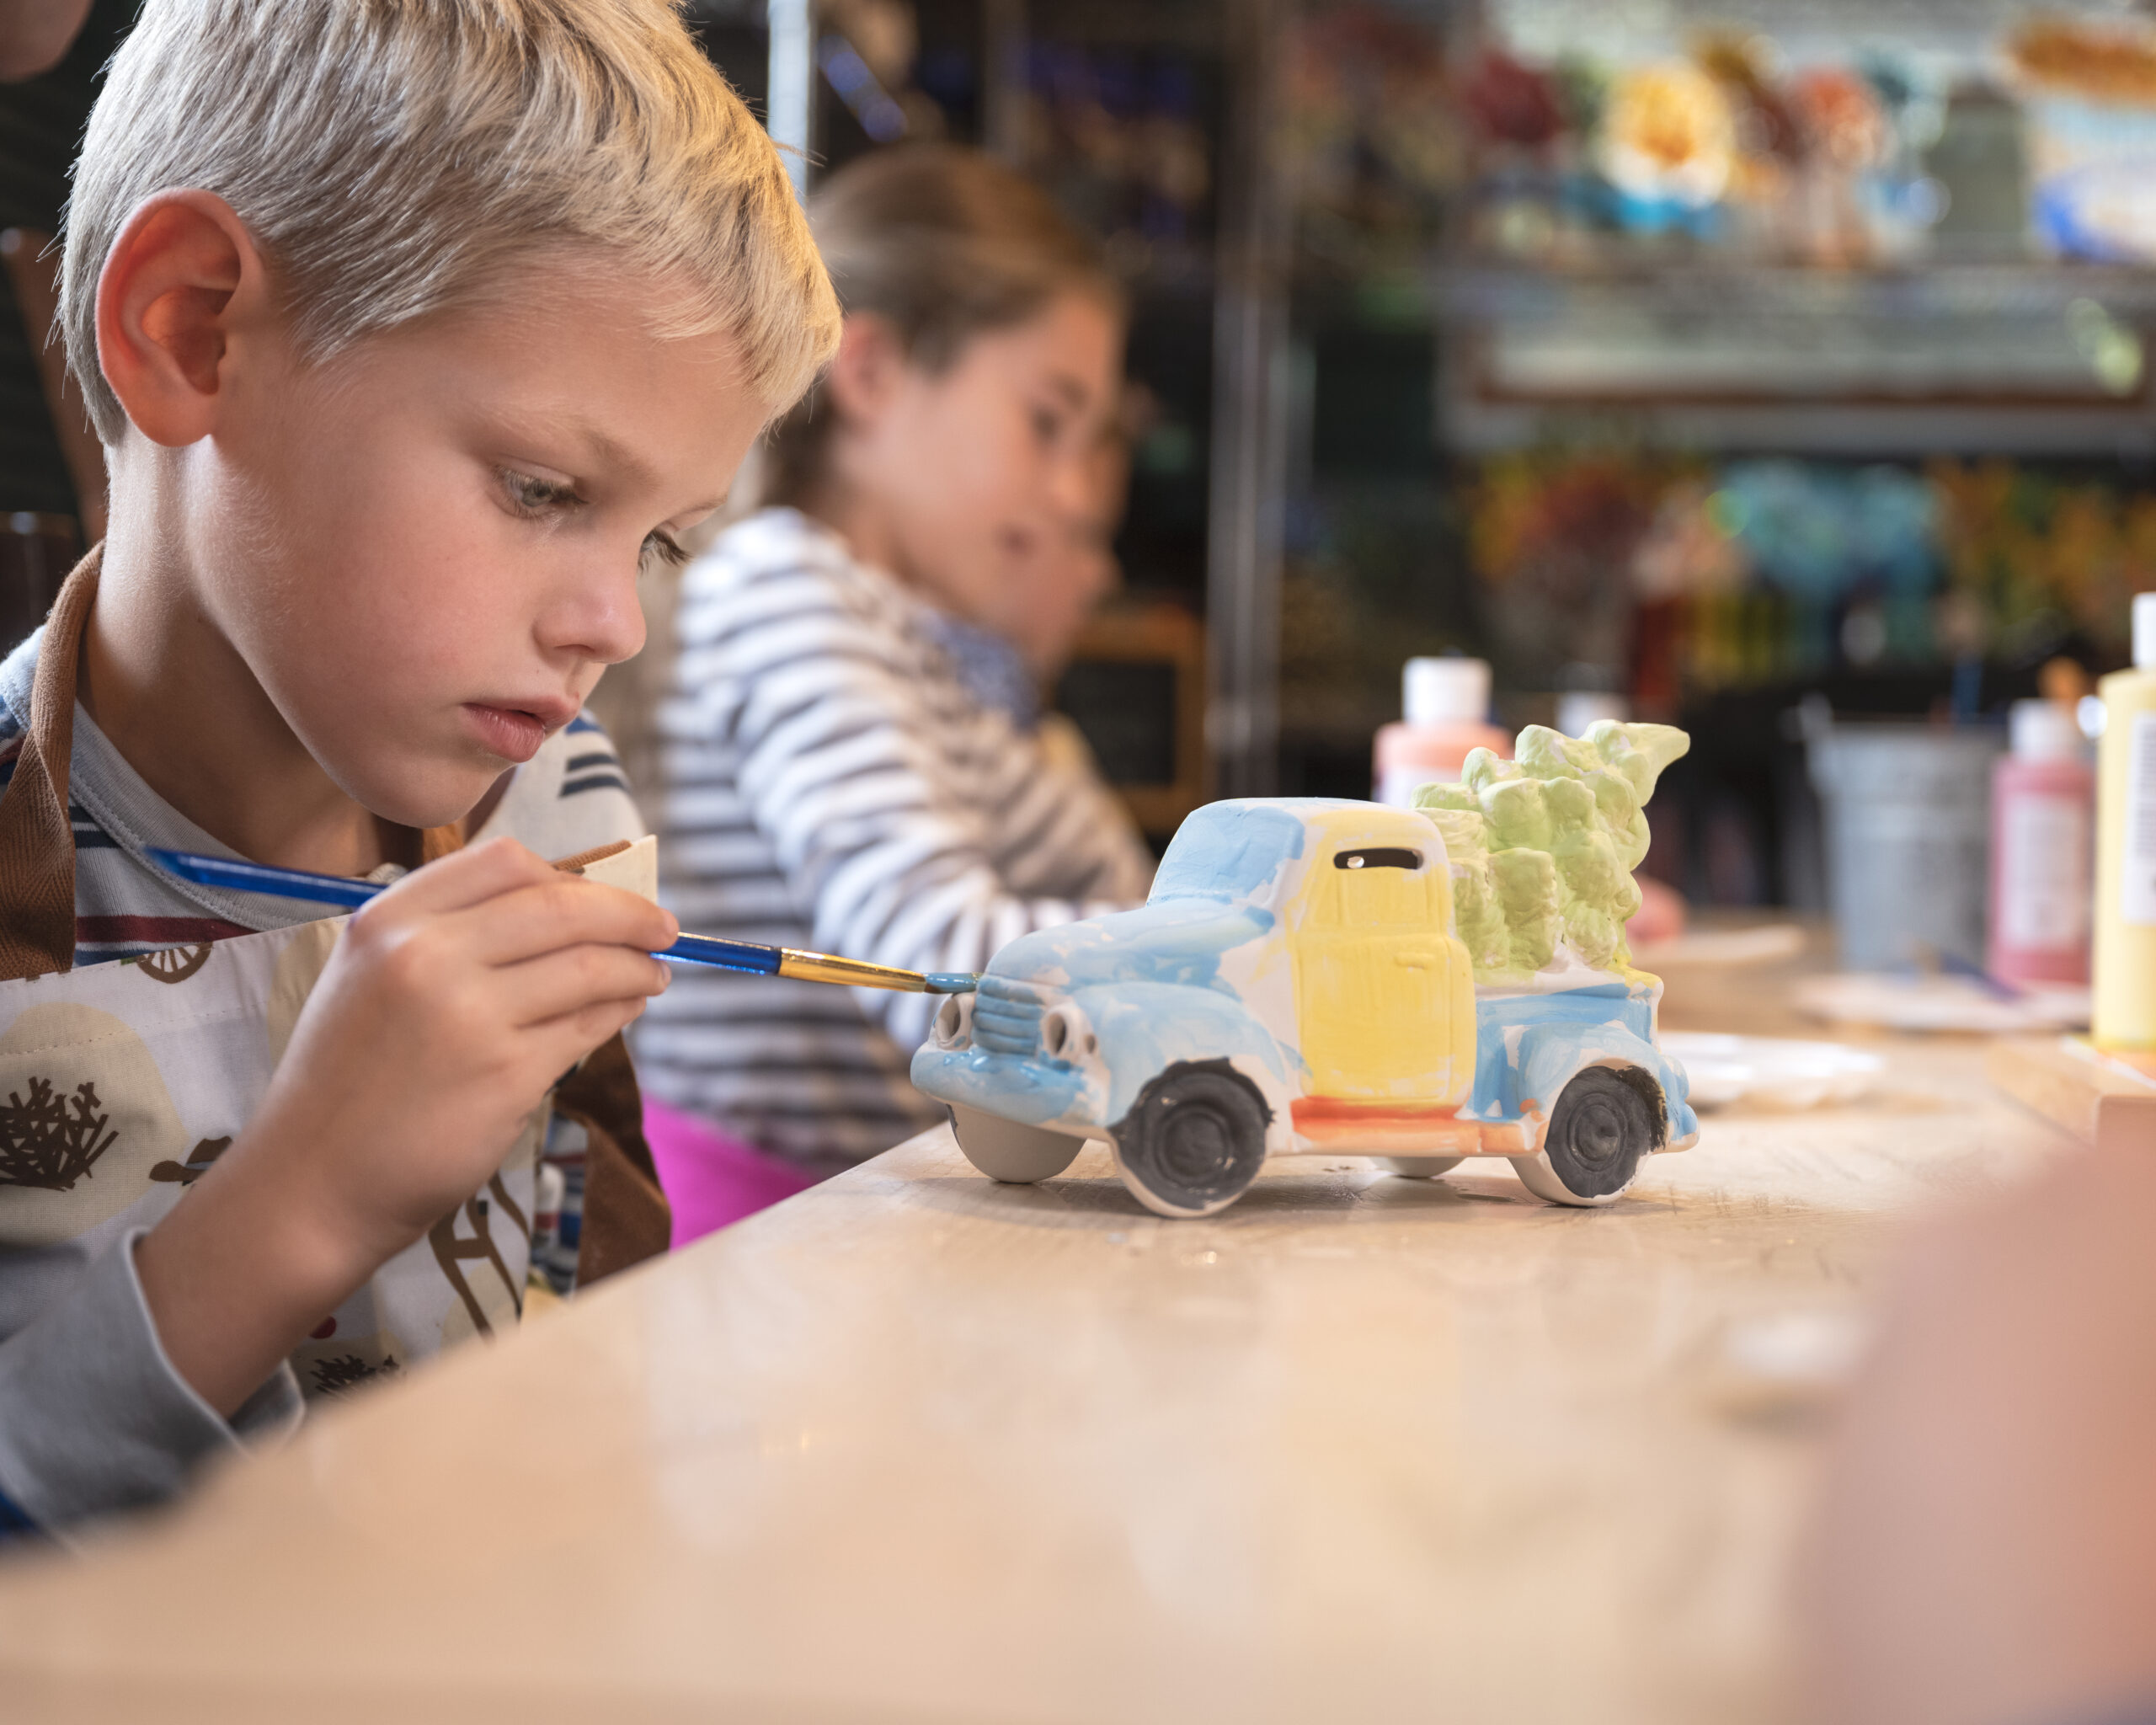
left=642, top=1097, right=822, bottom=1249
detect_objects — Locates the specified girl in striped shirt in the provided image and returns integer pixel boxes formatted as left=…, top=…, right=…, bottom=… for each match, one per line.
left=637, top=147, right=1155, bottom=1240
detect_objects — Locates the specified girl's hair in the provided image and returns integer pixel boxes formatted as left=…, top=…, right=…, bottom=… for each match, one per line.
left=753, top=144, right=1122, bottom=510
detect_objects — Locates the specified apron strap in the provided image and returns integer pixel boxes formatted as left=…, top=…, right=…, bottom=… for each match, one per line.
left=0, top=546, right=99, bottom=981
left=0, top=543, right=462, bottom=982
left=554, top=1033, right=671, bottom=1284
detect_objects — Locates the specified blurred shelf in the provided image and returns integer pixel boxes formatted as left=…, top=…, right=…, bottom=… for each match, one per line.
left=1430, top=254, right=2156, bottom=322
left=1271, top=245, right=2156, bottom=450
left=1418, top=255, right=2156, bottom=454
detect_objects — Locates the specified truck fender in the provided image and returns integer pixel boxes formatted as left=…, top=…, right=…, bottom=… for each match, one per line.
left=1515, top=1021, right=1673, bottom=1151
left=1073, top=983, right=1297, bottom=1152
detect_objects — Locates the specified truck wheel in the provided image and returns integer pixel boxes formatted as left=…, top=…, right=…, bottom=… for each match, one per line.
left=948, top=1103, right=1085, bottom=1184
left=1109, top=1061, right=1271, bottom=1218
left=1381, top=1157, right=1465, bottom=1179
left=1511, top=1065, right=1661, bottom=1206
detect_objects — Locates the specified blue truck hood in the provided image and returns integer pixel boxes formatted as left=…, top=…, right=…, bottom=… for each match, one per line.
left=987, top=899, right=1273, bottom=994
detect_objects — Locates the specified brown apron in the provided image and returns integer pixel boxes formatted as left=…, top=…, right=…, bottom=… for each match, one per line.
left=0, top=549, right=667, bottom=1396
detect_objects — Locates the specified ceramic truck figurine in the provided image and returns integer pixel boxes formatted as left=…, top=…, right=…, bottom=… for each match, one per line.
left=912, top=722, right=1700, bottom=1218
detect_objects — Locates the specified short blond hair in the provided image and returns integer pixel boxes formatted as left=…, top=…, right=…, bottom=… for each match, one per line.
left=61, top=0, right=838, bottom=445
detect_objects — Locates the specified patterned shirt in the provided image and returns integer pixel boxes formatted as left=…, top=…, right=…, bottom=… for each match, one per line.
left=0, top=623, right=644, bottom=1539
left=636, top=507, right=1155, bottom=1176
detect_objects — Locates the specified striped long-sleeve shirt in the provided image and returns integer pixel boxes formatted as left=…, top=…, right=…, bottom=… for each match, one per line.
left=635, top=507, right=1154, bottom=1175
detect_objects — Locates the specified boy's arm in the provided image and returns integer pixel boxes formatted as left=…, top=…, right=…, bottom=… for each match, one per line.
left=134, top=839, right=675, bottom=1416
left=0, top=1228, right=302, bottom=1540
left=0, top=839, right=673, bottom=1538
left=0, top=840, right=672, bottom=1533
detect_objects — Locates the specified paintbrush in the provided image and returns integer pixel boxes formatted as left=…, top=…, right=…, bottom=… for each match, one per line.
left=146, top=846, right=979, bottom=995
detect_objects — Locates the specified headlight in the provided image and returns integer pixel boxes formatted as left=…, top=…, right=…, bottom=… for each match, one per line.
left=932, top=992, right=974, bottom=1049
left=1040, top=1001, right=1096, bottom=1061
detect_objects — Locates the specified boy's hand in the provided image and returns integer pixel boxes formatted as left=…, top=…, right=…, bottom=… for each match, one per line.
left=261, top=836, right=675, bottom=1252
left=136, top=838, right=676, bottom=1413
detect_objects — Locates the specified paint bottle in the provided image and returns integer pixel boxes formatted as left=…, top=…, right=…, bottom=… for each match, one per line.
left=1989, top=698, right=2094, bottom=988
left=2095, top=594, right=2156, bottom=1046
left=1374, top=658, right=1510, bottom=807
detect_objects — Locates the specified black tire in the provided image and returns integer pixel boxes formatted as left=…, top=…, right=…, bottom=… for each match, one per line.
left=1109, top=1060, right=1272, bottom=1217
left=1541, top=1066, right=1660, bottom=1200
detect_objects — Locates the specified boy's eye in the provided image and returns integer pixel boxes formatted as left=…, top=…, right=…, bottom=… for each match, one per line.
left=500, top=468, right=582, bottom=515
left=499, top=466, right=687, bottom=568
left=1029, top=403, right=1067, bottom=446
left=642, top=530, right=689, bottom=569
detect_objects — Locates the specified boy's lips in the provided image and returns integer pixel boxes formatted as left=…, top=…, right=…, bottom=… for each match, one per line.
left=462, top=699, right=575, bottom=764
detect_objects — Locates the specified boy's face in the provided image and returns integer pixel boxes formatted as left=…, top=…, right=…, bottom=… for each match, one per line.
left=189, top=264, right=764, bottom=828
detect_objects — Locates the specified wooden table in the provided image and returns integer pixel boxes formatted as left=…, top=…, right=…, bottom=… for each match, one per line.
left=0, top=963, right=2076, bottom=1725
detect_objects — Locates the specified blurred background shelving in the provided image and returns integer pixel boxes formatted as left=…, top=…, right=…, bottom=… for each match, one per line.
left=13, top=0, right=2148, bottom=908
left=1266, top=0, right=2156, bottom=911
left=677, top=0, right=2156, bottom=900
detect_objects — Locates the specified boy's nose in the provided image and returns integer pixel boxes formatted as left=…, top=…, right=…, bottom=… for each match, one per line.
left=542, top=563, right=647, bottom=665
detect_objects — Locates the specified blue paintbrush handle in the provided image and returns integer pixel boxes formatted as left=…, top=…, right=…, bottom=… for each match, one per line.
left=151, top=848, right=380, bottom=908
left=660, top=932, right=782, bottom=975
left=149, top=848, right=780, bottom=972
left=145, top=848, right=971, bottom=991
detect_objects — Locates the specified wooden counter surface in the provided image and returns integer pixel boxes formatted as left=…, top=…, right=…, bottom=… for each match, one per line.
left=0, top=969, right=2075, bottom=1725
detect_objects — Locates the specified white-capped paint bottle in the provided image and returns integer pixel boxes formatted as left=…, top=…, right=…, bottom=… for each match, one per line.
left=2094, top=594, right=2156, bottom=1046
left=1373, top=658, right=1510, bottom=807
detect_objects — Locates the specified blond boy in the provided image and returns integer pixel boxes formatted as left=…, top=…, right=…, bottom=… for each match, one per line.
left=0, top=0, right=836, bottom=1537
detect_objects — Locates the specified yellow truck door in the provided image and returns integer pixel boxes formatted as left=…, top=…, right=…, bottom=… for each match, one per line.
left=1290, top=838, right=1476, bottom=1102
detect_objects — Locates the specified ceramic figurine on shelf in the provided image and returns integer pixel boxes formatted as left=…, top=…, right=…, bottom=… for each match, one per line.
left=912, top=721, right=1700, bottom=1218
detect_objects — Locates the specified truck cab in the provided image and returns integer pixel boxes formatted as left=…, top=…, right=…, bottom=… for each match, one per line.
left=912, top=798, right=1698, bottom=1218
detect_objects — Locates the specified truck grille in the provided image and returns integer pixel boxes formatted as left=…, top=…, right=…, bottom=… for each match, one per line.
left=973, top=975, right=1048, bottom=1055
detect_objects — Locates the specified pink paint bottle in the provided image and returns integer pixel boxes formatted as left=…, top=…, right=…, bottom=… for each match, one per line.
left=1989, top=697, right=2095, bottom=987
left=1374, top=658, right=1511, bottom=807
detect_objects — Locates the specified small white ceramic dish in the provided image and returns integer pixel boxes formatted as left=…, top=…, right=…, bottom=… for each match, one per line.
left=1662, top=1031, right=1885, bottom=1111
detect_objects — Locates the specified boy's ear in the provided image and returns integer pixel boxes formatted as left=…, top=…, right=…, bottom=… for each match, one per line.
left=823, top=312, right=905, bottom=431
left=95, top=190, right=269, bottom=448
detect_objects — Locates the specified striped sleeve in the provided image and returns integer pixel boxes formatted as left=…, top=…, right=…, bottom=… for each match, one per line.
left=675, top=553, right=1146, bottom=1051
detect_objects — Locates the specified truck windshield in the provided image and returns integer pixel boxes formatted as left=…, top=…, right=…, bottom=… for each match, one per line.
left=1150, top=804, right=1307, bottom=905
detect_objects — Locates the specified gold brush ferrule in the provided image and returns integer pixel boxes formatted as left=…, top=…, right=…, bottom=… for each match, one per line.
left=776, top=949, right=930, bottom=993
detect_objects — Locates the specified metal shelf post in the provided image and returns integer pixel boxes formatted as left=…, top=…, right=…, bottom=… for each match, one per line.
left=767, top=0, right=816, bottom=196
left=1206, top=0, right=1292, bottom=798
